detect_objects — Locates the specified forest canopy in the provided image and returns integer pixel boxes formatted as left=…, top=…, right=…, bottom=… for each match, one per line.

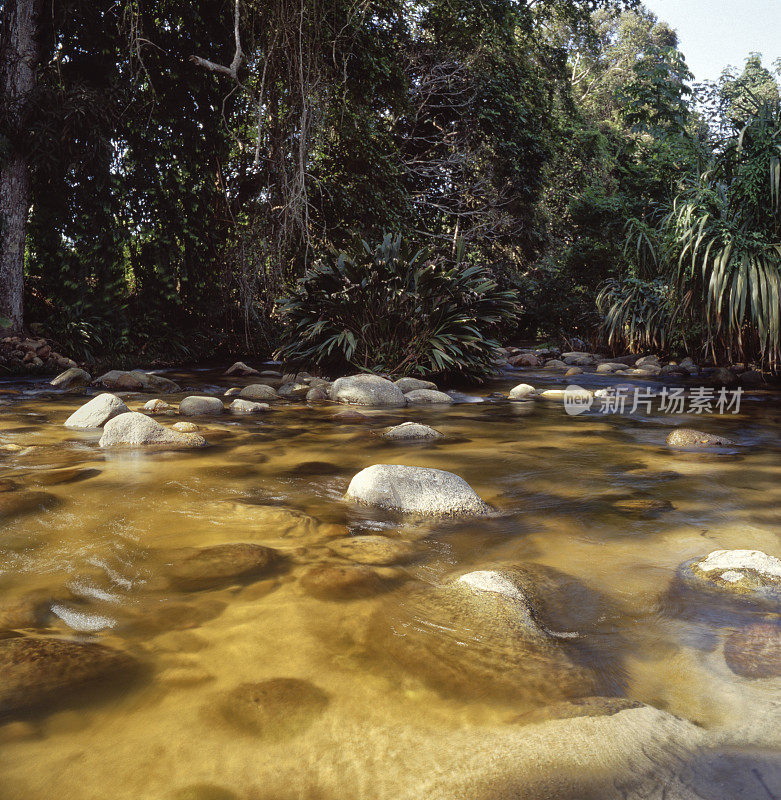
left=1, top=0, right=780, bottom=372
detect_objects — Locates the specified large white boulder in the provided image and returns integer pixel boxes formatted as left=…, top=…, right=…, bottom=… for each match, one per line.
left=345, top=464, right=490, bottom=516
left=330, top=374, right=406, bottom=407
left=64, top=393, right=129, bottom=429
left=509, top=383, right=536, bottom=399
left=99, top=412, right=207, bottom=448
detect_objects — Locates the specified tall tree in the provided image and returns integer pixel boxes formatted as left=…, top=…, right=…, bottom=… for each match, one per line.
left=0, top=0, right=42, bottom=332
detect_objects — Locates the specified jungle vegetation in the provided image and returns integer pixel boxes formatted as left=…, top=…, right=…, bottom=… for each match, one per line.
left=1, top=0, right=780, bottom=372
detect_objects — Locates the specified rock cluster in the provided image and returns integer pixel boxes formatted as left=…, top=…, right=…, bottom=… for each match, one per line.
left=0, top=336, right=76, bottom=373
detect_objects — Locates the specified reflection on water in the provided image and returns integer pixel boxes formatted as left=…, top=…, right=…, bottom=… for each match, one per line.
left=0, top=370, right=779, bottom=799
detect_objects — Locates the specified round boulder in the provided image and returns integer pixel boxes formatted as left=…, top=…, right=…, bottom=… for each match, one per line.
left=508, top=353, right=541, bottom=367
left=369, top=567, right=611, bottom=703
left=330, top=374, right=406, bottom=407
left=172, top=421, right=200, bottom=433
left=142, top=398, right=174, bottom=415
left=345, top=464, right=490, bottom=516
left=64, top=393, right=129, bottom=428
left=50, top=367, right=91, bottom=390
left=179, top=396, right=224, bottom=416
left=724, top=621, right=781, bottom=678
left=238, top=384, right=279, bottom=402
left=403, top=389, right=454, bottom=405
left=99, top=412, right=207, bottom=448
left=509, top=383, right=536, bottom=399
left=394, top=377, right=438, bottom=393
left=382, top=422, right=442, bottom=441
left=675, top=549, right=781, bottom=611
left=229, top=398, right=269, bottom=413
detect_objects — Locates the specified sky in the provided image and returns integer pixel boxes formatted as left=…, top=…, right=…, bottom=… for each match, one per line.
left=645, top=0, right=781, bottom=83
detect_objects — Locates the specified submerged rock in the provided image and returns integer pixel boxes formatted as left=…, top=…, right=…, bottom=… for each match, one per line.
left=238, top=384, right=279, bottom=402
left=330, top=374, right=406, bottom=407
left=403, top=389, right=454, bottom=405
left=382, top=422, right=442, bottom=441
left=394, top=377, right=438, bottom=392
left=326, top=535, right=418, bottom=566
left=51, top=367, right=91, bottom=390
left=0, top=491, right=57, bottom=521
left=345, top=464, right=490, bottom=516
left=0, top=637, right=137, bottom=719
left=229, top=398, right=269, bottom=413
left=723, top=621, right=781, bottom=678
left=99, top=412, right=207, bottom=448
left=179, top=396, right=224, bottom=416
left=64, top=393, right=129, bottom=428
left=332, top=409, right=369, bottom=422
left=666, top=428, right=734, bottom=448
left=167, top=543, right=280, bottom=591
left=612, top=498, right=674, bottom=516
left=0, top=593, right=54, bottom=630
left=300, top=564, right=390, bottom=600
left=212, top=678, right=328, bottom=739
left=674, top=550, right=781, bottom=611
left=369, top=566, right=611, bottom=703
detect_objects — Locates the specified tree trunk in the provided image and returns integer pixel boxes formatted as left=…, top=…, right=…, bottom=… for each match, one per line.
left=0, top=0, right=42, bottom=333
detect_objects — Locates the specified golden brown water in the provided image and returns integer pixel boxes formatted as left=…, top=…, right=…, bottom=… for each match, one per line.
left=1, top=369, right=780, bottom=800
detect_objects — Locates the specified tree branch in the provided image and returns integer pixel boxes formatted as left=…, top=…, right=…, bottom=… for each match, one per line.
left=189, top=0, right=243, bottom=82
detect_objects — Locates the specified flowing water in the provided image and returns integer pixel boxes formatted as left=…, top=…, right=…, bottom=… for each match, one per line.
left=0, top=368, right=779, bottom=800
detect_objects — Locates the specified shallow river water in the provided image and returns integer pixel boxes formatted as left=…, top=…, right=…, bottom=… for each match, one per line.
left=0, top=367, right=779, bottom=800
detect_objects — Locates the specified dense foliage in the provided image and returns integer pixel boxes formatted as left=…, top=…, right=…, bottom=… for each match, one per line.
left=276, top=235, right=518, bottom=380
left=2, top=0, right=780, bottom=373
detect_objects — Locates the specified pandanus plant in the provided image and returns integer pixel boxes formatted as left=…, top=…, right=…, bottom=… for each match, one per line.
left=599, top=98, right=781, bottom=367
left=669, top=98, right=781, bottom=367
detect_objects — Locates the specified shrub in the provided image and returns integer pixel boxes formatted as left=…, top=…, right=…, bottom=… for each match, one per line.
left=596, top=277, right=676, bottom=353
left=275, top=234, right=519, bottom=381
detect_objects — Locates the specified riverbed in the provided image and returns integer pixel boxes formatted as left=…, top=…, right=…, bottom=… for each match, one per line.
left=0, top=367, right=779, bottom=799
